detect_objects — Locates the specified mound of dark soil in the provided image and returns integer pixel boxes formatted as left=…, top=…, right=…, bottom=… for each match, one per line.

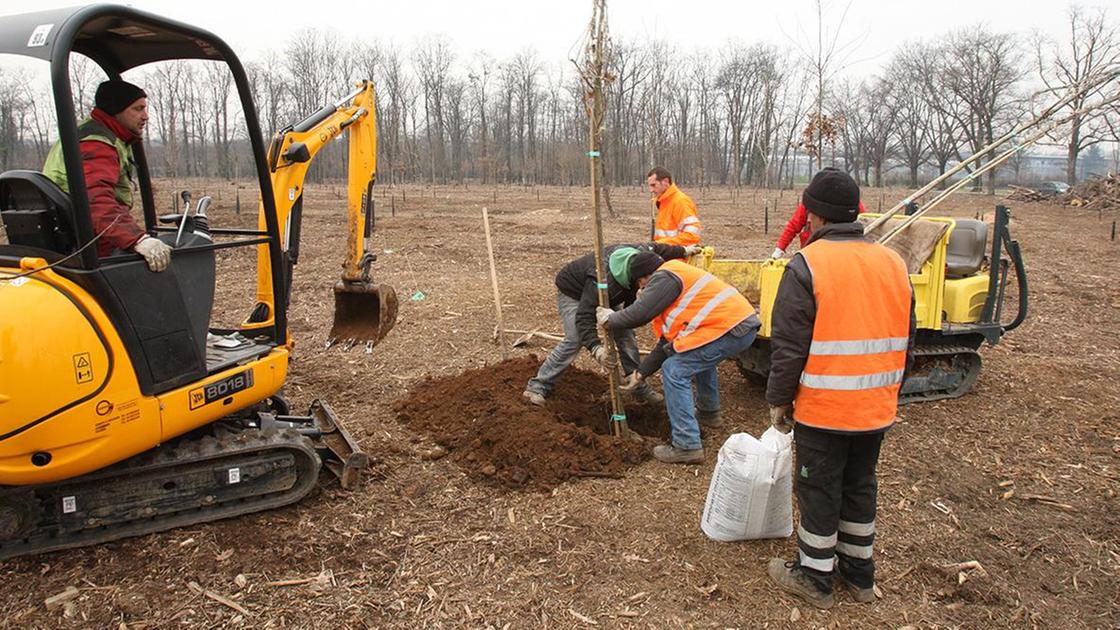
left=394, top=356, right=670, bottom=490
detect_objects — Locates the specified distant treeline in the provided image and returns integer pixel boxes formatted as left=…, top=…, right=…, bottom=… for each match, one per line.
left=0, top=7, right=1116, bottom=192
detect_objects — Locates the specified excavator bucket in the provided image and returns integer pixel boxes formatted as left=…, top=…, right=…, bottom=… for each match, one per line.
left=328, top=280, right=399, bottom=351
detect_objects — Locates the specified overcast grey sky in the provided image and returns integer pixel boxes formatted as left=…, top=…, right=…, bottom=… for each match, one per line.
left=0, top=0, right=1111, bottom=77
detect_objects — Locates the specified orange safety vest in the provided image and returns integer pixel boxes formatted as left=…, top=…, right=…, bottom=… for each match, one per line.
left=651, top=259, right=756, bottom=353
left=793, top=239, right=911, bottom=432
left=654, top=184, right=702, bottom=246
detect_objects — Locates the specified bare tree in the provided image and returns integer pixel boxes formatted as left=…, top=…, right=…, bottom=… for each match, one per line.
left=857, top=78, right=899, bottom=187
left=1036, top=6, right=1120, bottom=184
left=413, top=35, right=454, bottom=184
left=511, top=49, right=542, bottom=184
left=21, top=78, right=55, bottom=164
left=246, top=51, right=290, bottom=138
left=205, top=62, right=235, bottom=178
left=887, top=52, right=931, bottom=186
left=716, top=43, right=761, bottom=186
left=284, top=28, right=348, bottom=180
left=69, top=55, right=106, bottom=117
left=791, top=0, right=865, bottom=169
left=468, top=52, right=495, bottom=183
left=146, top=60, right=188, bottom=176
left=377, top=45, right=413, bottom=185
left=604, top=41, right=653, bottom=185
left=934, top=26, right=1024, bottom=194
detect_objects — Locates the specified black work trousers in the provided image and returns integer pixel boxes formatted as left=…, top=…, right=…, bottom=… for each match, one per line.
left=793, top=423, right=885, bottom=592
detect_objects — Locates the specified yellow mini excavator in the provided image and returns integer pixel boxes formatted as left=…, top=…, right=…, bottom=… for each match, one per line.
left=0, top=5, right=396, bottom=560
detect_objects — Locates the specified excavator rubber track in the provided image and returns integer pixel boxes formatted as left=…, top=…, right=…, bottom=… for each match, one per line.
left=0, top=427, right=320, bottom=561
left=898, top=343, right=983, bottom=405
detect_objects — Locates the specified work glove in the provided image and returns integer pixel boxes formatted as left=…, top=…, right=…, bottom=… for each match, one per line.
left=134, top=235, right=172, bottom=272
left=769, top=405, right=794, bottom=434
left=618, top=371, right=643, bottom=391
left=770, top=247, right=785, bottom=259
left=684, top=245, right=703, bottom=257
left=591, top=344, right=619, bottom=370
left=595, top=305, right=615, bottom=328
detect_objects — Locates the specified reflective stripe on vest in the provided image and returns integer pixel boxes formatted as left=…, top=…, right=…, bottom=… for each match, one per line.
left=655, top=216, right=700, bottom=239
left=793, top=239, right=911, bottom=432
left=651, top=259, right=755, bottom=353
left=678, top=215, right=701, bottom=235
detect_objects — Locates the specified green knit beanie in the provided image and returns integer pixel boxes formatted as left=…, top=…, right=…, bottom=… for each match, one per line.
left=608, top=247, right=640, bottom=289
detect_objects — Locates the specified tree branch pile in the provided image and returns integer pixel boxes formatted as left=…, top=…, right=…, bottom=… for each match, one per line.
left=1064, top=172, right=1120, bottom=211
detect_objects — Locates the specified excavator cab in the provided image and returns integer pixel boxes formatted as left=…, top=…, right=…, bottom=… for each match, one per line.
left=0, top=4, right=371, bottom=560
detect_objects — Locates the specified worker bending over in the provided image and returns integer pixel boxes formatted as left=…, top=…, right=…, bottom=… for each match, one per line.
left=596, top=252, right=759, bottom=464
left=43, top=79, right=171, bottom=272
left=765, top=168, right=915, bottom=609
left=648, top=167, right=702, bottom=246
left=523, top=242, right=701, bottom=407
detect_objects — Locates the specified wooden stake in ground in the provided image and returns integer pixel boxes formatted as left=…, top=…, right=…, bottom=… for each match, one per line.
left=482, top=207, right=507, bottom=359
left=573, top=0, right=628, bottom=437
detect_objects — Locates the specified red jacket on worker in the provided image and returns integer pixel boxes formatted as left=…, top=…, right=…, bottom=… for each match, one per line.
left=78, top=108, right=146, bottom=256
left=776, top=200, right=867, bottom=252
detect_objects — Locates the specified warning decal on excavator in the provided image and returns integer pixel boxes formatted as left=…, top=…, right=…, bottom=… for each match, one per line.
left=73, top=353, right=93, bottom=384
left=189, top=369, right=254, bottom=410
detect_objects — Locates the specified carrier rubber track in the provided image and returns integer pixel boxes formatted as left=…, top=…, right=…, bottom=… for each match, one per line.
left=898, top=343, right=982, bottom=405
left=0, top=428, right=320, bottom=560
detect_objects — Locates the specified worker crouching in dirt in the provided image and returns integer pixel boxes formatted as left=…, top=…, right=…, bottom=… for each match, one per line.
left=596, top=252, right=760, bottom=464
left=522, top=242, right=702, bottom=407
left=765, top=168, right=916, bottom=609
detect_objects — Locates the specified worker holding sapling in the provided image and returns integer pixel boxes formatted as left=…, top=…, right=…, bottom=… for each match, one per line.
left=522, top=242, right=701, bottom=407
left=764, top=168, right=916, bottom=609
left=596, top=252, right=760, bottom=464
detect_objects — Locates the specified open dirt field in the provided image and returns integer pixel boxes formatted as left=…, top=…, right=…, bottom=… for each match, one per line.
left=2, top=181, right=1118, bottom=628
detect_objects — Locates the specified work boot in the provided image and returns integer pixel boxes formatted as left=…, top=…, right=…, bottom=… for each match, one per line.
left=632, top=386, right=664, bottom=405
left=652, top=444, right=704, bottom=464
left=697, top=409, right=722, bottom=428
left=522, top=390, right=546, bottom=407
left=837, top=574, right=877, bottom=603
left=767, top=558, right=835, bottom=610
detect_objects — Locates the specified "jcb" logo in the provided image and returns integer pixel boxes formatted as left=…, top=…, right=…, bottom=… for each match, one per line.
left=188, top=388, right=205, bottom=410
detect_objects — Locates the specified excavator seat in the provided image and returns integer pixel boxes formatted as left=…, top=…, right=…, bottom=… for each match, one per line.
left=0, top=170, right=77, bottom=255
left=945, top=219, right=988, bottom=278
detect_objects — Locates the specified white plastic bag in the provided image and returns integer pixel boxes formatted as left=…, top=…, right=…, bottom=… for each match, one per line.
left=701, top=426, right=793, bottom=541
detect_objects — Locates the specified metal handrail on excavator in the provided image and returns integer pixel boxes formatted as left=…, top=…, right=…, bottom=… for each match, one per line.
left=866, top=67, right=1120, bottom=242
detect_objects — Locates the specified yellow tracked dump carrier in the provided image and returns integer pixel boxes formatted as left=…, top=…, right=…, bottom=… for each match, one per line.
left=695, top=206, right=1027, bottom=403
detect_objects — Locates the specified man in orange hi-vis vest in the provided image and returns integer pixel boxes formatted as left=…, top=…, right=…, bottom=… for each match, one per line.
left=648, top=167, right=702, bottom=246
left=765, top=168, right=916, bottom=610
left=595, top=250, right=760, bottom=464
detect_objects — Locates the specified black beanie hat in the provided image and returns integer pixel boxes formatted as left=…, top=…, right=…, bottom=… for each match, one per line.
left=802, top=167, right=860, bottom=223
left=628, top=251, right=663, bottom=282
left=95, top=80, right=147, bottom=115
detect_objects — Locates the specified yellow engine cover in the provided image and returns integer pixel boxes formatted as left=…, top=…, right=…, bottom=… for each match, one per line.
left=0, top=264, right=159, bottom=485
left=943, top=274, right=990, bottom=323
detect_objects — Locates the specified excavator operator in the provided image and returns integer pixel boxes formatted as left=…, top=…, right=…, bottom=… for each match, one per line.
left=42, top=79, right=171, bottom=272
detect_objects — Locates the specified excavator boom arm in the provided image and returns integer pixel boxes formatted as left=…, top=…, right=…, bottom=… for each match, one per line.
left=246, top=82, right=380, bottom=334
